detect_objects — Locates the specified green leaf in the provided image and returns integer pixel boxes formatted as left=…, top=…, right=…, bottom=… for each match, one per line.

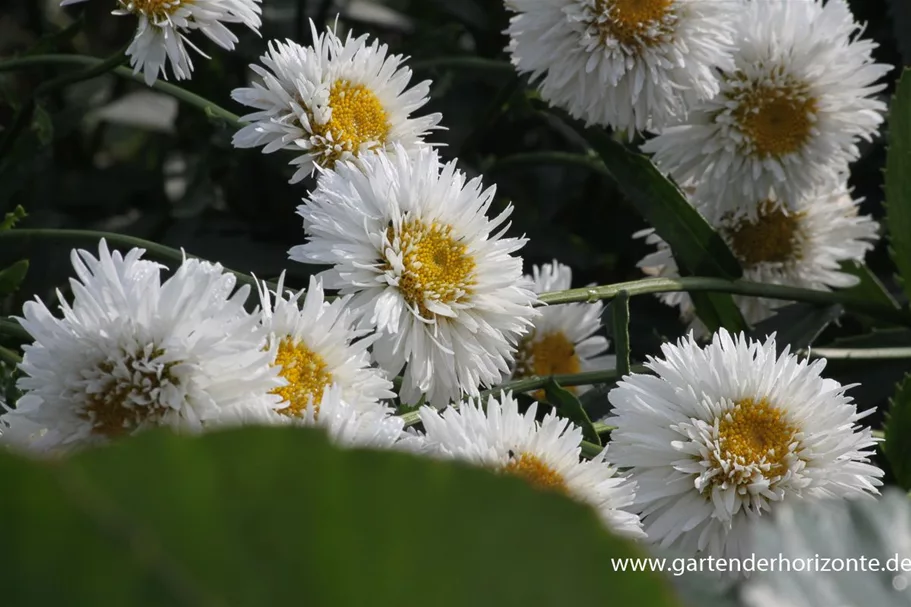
left=832, top=328, right=911, bottom=348
left=885, top=68, right=911, bottom=302
left=545, top=380, right=601, bottom=446
left=0, top=427, right=678, bottom=606
left=0, top=205, right=26, bottom=231
left=31, top=104, right=54, bottom=146
left=579, top=128, right=747, bottom=333
left=840, top=261, right=900, bottom=311
left=0, top=260, right=28, bottom=295
left=884, top=374, right=911, bottom=491
left=748, top=303, right=844, bottom=354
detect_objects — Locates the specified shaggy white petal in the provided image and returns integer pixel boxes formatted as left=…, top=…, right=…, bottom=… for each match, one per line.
left=508, top=261, right=614, bottom=394
left=290, top=146, right=539, bottom=407
left=505, top=0, right=738, bottom=134
left=642, top=0, right=891, bottom=211
left=606, top=330, right=882, bottom=560
left=12, top=239, right=282, bottom=452
left=416, top=391, right=644, bottom=537
left=637, top=184, right=879, bottom=333
left=232, top=23, right=441, bottom=183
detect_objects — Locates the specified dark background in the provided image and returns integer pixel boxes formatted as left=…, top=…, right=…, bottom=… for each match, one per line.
left=1, top=0, right=909, bottom=423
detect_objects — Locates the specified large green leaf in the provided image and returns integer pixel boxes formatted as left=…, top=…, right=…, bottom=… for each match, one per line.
left=748, top=303, right=843, bottom=354
left=839, top=261, right=900, bottom=312
left=885, top=68, right=911, bottom=302
left=580, top=129, right=747, bottom=333
left=0, top=427, right=678, bottom=607
left=884, top=373, right=911, bottom=490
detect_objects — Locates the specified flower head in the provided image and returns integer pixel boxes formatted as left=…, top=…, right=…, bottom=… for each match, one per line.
left=641, top=0, right=892, bottom=210
left=509, top=261, right=613, bottom=397
left=290, top=147, right=539, bottom=407
left=416, top=391, right=644, bottom=537
left=505, top=0, right=738, bottom=134
left=605, top=330, right=882, bottom=559
left=638, top=184, right=879, bottom=331
left=62, top=0, right=263, bottom=86
left=256, top=273, right=394, bottom=417
left=13, top=240, right=280, bottom=451
left=232, top=23, right=441, bottom=183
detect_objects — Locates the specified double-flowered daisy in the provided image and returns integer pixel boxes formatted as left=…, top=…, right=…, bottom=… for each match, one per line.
left=232, top=22, right=441, bottom=183
left=415, top=391, right=644, bottom=537
left=290, top=147, right=539, bottom=407
left=12, top=240, right=281, bottom=452
left=61, top=0, right=263, bottom=86
left=218, top=383, right=406, bottom=450
left=638, top=184, right=879, bottom=330
left=254, top=273, right=394, bottom=418
left=642, top=0, right=891, bottom=210
left=508, top=261, right=613, bottom=397
left=606, top=330, right=883, bottom=559
left=505, top=0, right=738, bottom=134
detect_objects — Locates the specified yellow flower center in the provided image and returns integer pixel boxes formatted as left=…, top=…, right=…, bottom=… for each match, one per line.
left=724, top=201, right=804, bottom=267
left=514, top=331, right=581, bottom=399
left=503, top=452, right=568, bottom=495
left=81, top=348, right=177, bottom=439
left=731, top=79, right=817, bottom=158
left=711, top=397, right=798, bottom=485
left=120, top=0, right=185, bottom=19
left=271, top=336, right=333, bottom=418
left=593, top=0, right=675, bottom=48
left=385, top=219, right=476, bottom=318
left=311, top=79, right=390, bottom=167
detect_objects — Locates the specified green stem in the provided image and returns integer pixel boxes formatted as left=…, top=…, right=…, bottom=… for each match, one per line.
left=0, top=318, right=30, bottom=342
left=612, top=290, right=631, bottom=377
left=0, top=54, right=242, bottom=128
left=0, top=229, right=259, bottom=290
left=537, top=277, right=911, bottom=327
left=0, top=344, right=22, bottom=366
left=0, top=48, right=129, bottom=158
left=808, top=347, right=911, bottom=360
left=397, top=366, right=647, bottom=428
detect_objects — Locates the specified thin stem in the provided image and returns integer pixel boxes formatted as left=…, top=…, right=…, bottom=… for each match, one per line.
left=808, top=347, right=911, bottom=360
left=0, top=47, right=128, bottom=158
left=397, top=366, right=647, bottom=428
left=0, top=318, right=30, bottom=342
left=612, top=290, right=631, bottom=377
left=537, top=277, right=911, bottom=327
left=0, top=229, right=259, bottom=290
left=0, top=54, right=242, bottom=128
left=0, top=344, right=22, bottom=366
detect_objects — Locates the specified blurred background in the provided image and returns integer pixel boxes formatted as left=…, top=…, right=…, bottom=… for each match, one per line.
left=0, top=0, right=908, bottom=422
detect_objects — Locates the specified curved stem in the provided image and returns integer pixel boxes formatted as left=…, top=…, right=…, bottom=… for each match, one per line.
left=808, top=347, right=911, bottom=360
left=0, top=344, right=22, bottom=366
left=0, top=318, right=30, bottom=342
left=0, top=229, right=259, bottom=290
left=0, top=54, right=242, bottom=128
left=537, top=277, right=911, bottom=327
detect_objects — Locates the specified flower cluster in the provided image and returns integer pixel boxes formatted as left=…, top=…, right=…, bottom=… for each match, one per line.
left=22, top=2, right=892, bottom=568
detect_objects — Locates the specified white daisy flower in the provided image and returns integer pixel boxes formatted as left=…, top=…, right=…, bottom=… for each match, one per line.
left=509, top=261, right=614, bottom=397
left=637, top=184, right=879, bottom=331
left=742, top=489, right=911, bottom=606
left=219, top=384, right=406, bottom=450
left=255, top=272, right=395, bottom=417
left=504, top=0, right=738, bottom=134
left=61, top=0, right=263, bottom=86
left=641, top=0, right=892, bottom=210
left=290, top=147, right=539, bottom=407
left=415, top=392, right=644, bottom=537
left=605, top=329, right=883, bottom=560
left=12, top=240, right=281, bottom=451
left=231, top=23, right=441, bottom=183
